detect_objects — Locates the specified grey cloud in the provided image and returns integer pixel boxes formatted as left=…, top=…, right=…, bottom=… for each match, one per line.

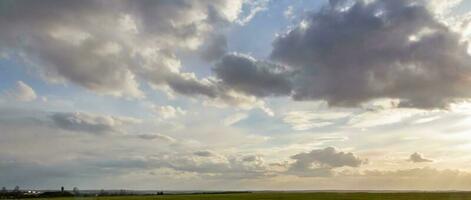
left=269, top=0, right=471, bottom=108
left=288, top=147, right=364, bottom=177
left=201, top=34, right=228, bottom=62
left=50, top=112, right=138, bottom=134
left=213, top=53, right=292, bottom=97
left=29, top=37, right=142, bottom=97
left=151, top=150, right=362, bottom=179
left=164, top=74, right=218, bottom=98
left=153, top=157, right=272, bottom=180
left=194, top=150, right=215, bottom=157
left=137, top=134, right=176, bottom=143
left=242, top=155, right=259, bottom=162
left=0, top=1, right=142, bottom=97
left=0, top=0, right=246, bottom=99
left=0, top=108, right=138, bottom=136
left=408, top=152, right=433, bottom=163
left=142, top=55, right=274, bottom=113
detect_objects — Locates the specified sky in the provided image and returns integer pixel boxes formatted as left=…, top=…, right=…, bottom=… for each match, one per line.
left=2, top=0, right=471, bottom=191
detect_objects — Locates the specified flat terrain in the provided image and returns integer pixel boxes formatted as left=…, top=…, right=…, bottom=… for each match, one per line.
left=35, top=192, right=471, bottom=200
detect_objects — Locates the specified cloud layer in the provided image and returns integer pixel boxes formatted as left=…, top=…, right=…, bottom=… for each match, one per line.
left=2, top=0, right=471, bottom=191
left=3, top=0, right=470, bottom=110
left=0, top=106, right=469, bottom=190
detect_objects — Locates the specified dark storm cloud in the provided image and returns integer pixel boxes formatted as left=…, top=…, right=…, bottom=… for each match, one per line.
left=269, top=0, right=471, bottom=108
left=288, top=147, right=364, bottom=177
left=213, top=53, right=293, bottom=97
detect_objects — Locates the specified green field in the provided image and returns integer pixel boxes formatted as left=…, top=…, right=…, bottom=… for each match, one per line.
left=35, top=192, right=471, bottom=200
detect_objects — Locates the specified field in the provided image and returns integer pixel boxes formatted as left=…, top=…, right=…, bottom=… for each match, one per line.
left=35, top=192, right=471, bottom=200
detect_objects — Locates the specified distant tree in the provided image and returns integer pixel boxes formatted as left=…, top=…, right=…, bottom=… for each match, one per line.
left=11, top=186, right=22, bottom=198
left=73, top=187, right=80, bottom=196
left=0, top=187, right=7, bottom=197
left=39, top=191, right=73, bottom=198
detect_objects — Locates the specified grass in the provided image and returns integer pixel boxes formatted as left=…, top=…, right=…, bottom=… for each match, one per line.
left=34, top=192, right=471, bottom=200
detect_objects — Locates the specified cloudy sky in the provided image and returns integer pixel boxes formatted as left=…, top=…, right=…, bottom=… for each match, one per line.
left=2, top=0, right=471, bottom=190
